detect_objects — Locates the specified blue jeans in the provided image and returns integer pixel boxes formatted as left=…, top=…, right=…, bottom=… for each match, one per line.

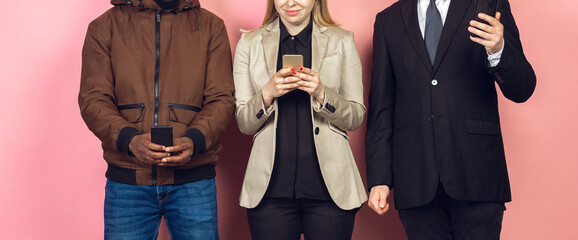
left=104, top=179, right=218, bottom=240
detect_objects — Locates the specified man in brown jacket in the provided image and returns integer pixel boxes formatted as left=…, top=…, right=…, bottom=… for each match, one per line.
left=79, top=0, right=234, bottom=238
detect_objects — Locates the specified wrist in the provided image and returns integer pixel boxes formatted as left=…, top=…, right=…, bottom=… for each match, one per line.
left=488, top=39, right=504, bottom=55
left=261, top=91, right=274, bottom=108
left=315, top=87, right=325, bottom=105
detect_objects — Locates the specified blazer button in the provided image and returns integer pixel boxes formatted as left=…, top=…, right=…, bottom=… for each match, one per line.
left=431, top=79, right=438, bottom=86
left=256, top=109, right=264, bottom=119
left=325, top=103, right=336, bottom=113
left=315, top=127, right=320, bottom=135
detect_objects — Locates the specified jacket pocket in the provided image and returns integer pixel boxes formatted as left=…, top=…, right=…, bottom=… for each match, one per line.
left=466, top=120, right=500, bottom=136
left=328, top=123, right=349, bottom=139
left=169, top=103, right=201, bottom=125
left=118, top=103, right=145, bottom=123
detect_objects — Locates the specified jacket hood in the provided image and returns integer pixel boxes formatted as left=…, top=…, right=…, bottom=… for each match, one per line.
left=110, top=0, right=200, bottom=12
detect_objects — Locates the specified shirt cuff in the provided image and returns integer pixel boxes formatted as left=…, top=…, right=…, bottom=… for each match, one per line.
left=487, top=43, right=504, bottom=67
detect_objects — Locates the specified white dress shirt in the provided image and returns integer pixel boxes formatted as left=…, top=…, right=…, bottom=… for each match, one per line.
left=417, top=0, right=502, bottom=67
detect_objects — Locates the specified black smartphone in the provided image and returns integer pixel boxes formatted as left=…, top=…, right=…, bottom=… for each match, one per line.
left=473, top=0, right=499, bottom=25
left=151, top=125, right=173, bottom=147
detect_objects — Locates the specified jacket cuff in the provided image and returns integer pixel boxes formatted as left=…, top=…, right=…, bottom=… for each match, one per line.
left=117, top=127, right=139, bottom=157
left=184, top=128, right=206, bottom=157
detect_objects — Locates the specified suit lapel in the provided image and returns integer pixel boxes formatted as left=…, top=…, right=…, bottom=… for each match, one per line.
left=262, top=19, right=280, bottom=77
left=432, top=0, right=474, bottom=73
left=312, top=24, right=329, bottom=72
left=401, top=0, right=433, bottom=73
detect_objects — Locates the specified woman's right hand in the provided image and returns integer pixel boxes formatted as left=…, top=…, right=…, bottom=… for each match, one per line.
left=261, top=67, right=300, bottom=108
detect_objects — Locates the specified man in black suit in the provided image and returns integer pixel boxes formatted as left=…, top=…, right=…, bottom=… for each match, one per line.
left=365, top=0, right=536, bottom=239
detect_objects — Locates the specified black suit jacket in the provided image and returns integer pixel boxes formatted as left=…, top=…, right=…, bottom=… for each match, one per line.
left=366, top=0, right=536, bottom=209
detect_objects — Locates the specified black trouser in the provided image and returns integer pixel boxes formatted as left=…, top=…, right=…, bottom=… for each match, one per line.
left=398, top=184, right=506, bottom=240
left=247, top=198, right=359, bottom=240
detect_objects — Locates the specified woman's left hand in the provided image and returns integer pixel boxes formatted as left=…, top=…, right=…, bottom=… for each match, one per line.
left=294, top=67, right=325, bottom=104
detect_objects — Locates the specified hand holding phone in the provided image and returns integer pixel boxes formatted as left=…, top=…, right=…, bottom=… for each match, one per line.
left=261, top=55, right=303, bottom=107
left=469, top=0, right=504, bottom=54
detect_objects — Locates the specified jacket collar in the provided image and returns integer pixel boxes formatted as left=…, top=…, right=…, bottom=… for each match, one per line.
left=110, top=0, right=200, bottom=12
left=401, top=0, right=473, bottom=74
left=262, top=18, right=329, bottom=77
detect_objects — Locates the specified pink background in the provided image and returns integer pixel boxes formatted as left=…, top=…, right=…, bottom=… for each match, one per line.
left=1, top=0, right=577, bottom=239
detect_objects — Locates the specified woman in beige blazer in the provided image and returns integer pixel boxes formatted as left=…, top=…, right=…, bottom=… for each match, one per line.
left=233, top=0, right=366, bottom=239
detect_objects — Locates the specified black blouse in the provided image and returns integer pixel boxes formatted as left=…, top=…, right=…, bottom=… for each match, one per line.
left=265, top=19, right=330, bottom=200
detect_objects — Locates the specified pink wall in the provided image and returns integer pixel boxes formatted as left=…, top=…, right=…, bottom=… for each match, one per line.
left=1, top=0, right=576, bottom=239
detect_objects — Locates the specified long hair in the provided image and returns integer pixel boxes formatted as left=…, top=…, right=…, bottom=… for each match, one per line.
left=261, top=0, right=338, bottom=27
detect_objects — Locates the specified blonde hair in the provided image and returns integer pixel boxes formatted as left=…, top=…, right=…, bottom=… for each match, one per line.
left=261, top=0, right=338, bottom=28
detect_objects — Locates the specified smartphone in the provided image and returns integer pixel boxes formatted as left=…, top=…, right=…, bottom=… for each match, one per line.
left=151, top=125, right=173, bottom=147
left=473, top=0, right=499, bottom=25
left=282, top=54, right=303, bottom=69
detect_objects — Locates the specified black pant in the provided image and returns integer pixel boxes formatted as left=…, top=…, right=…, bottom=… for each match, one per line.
left=247, top=198, right=359, bottom=240
left=398, top=184, right=506, bottom=240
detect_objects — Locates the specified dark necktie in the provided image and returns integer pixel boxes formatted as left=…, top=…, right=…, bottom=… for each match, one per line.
left=425, top=0, right=443, bottom=65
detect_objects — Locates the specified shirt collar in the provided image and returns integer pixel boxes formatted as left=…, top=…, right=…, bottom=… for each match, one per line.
left=279, top=17, right=313, bottom=47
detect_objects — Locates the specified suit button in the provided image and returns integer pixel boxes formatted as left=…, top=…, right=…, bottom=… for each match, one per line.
left=315, top=127, right=320, bottom=135
left=431, top=79, right=438, bottom=86
left=256, top=109, right=264, bottom=119
left=325, top=103, right=336, bottom=113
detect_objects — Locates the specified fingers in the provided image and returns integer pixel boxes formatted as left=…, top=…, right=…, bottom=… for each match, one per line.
left=297, top=66, right=316, bottom=76
left=277, top=76, right=301, bottom=86
left=468, top=34, right=492, bottom=48
left=164, top=137, right=192, bottom=153
left=477, top=12, right=501, bottom=26
left=277, top=67, right=295, bottom=78
left=368, top=185, right=391, bottom=215
left=158, top=151, right=192, bottom=166
left=468, top=23, right=491, bottom=38
left=134, top=148, right=170, bottom=164
left=129, top=134, right=170, bottom=164
left=158, top=137, right=194, bottom=166
left=295, top=67, right=319, bottom=81
left=378, top=191, right=390, bottom=214
left=469, top=13, right=503, bottom=36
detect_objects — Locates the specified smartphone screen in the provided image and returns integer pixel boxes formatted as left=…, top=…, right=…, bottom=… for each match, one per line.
left=282, top=54, right=303, bottom=69
left=151, top=125, right=173, bottom=147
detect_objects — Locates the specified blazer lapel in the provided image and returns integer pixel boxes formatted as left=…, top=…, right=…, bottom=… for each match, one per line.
left=432, top=0, right=474, bottom=73
left=312, top=23, right=329, bottom=72
left=262, top=19, right=281, bottom=77
left=401, top=0, right=433, bottom=73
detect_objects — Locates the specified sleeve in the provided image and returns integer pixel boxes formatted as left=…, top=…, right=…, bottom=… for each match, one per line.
left=365, top=14, right=395, bottom=190
left=233, top=33, right=277, bottom=135
left=78, top=19, right=139, bottom=156
left=185, top=18, right=236, bottom=156
left=490, top=0, right=536, bottom=103
left=312, top=31, right=366, bottom=131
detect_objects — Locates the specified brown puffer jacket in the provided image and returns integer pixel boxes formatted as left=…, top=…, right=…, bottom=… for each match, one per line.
left=79, top=0, right=234, bottom=185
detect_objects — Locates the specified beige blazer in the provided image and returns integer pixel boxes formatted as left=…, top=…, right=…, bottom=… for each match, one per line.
left=233, top=19, right=367, bottom=210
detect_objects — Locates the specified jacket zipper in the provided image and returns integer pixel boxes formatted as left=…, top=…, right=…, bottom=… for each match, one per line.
left=117, top=103, right=145, bottom=122
left=169, top=103, right=201, bottom=122
left=152, top=9, right=162, bottom=185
